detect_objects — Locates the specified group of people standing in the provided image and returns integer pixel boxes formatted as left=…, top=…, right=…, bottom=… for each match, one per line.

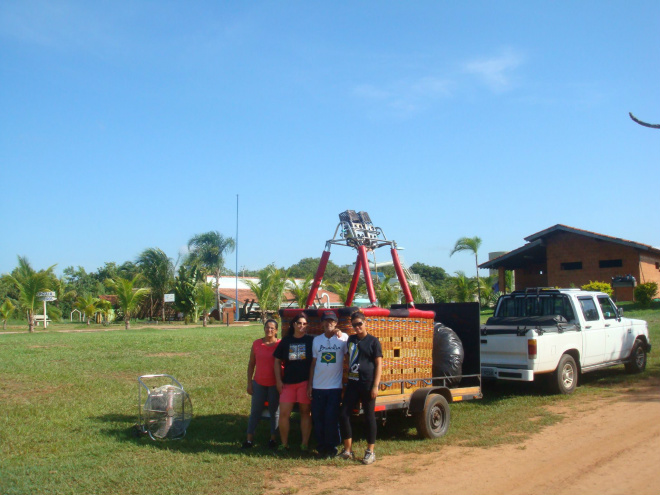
left=243, top=310, right=383, bottom=465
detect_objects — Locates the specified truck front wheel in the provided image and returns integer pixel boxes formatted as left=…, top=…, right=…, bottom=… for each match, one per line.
left=550, top=354, right=577, bottom=394
left=415, top=394, right=451, bottom=439
left=624, top=340, right=647, bottom=374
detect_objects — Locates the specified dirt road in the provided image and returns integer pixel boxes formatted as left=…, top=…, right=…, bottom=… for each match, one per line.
left=267, top=378, right=660, bottom=495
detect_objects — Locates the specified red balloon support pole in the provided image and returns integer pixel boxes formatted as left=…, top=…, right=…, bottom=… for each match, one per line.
left=305, top=248, right=331, bottom=308
left=345, top=255, right=362, bottom=306
left=391, top=247, right=415, bottom=306
left=358, top=245, right=377, bottom=305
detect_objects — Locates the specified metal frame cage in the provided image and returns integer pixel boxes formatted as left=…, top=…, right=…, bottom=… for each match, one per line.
left=136, top=374, right=192, bottom=441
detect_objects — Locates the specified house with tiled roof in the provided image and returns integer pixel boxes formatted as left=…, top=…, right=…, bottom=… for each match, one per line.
left=207, top=276, right=343, bottom=317
left=479, top=225, right=660, bottom=301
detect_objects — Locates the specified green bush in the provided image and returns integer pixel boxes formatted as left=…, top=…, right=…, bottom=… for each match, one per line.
left=581, top=280, right=613, bottom=296
left=634, top=282, right=658, bottom=308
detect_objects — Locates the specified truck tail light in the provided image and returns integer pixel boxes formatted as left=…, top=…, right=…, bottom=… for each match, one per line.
left=528, top=339, right=537, bottom=359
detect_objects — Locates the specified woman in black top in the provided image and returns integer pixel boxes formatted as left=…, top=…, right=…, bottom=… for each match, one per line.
left=273, top=312, right=314, bottom=451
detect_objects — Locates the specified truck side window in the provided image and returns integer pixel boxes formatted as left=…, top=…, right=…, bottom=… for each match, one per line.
left=578, top=297, right=600, bottom=321
left=597, top=296, right=618, bottom=320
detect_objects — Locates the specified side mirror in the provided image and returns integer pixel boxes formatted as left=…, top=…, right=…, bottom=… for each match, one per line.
left=617, top=306, right=624, bottom=318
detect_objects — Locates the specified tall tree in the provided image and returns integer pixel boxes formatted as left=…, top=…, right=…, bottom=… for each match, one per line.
left=6, top=256, right=56, bottom=333
left=136, top=248, right=174, bottom=322
left=107, top=275, right=149, bottom=330
left=187, top=231, right=236, bottom=320
left=450, top=236, right=483, bottom=308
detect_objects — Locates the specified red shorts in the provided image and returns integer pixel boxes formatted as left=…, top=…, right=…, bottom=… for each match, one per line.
left=280, top=381, right=311, bottom=405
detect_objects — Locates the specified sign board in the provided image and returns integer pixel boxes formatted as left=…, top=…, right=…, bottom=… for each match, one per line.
left=164, top=294, right=175, bottom=303
left=37, top=291, right=57, bottom=302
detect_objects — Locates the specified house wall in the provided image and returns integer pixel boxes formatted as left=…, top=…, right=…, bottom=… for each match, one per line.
left=541, top=231, right=660, bottom=301
left=514, top=263, right=548, bottom=289
left=640, top=254, right=660, bottom=294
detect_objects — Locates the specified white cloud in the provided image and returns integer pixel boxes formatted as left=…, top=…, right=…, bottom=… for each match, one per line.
left=463, top=49, right=523, bottom=92
left=352, top=75, right=453, bottom=114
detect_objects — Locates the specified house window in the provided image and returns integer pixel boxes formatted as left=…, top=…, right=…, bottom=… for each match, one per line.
left=560, top=262, right=582, bottom=271
left=599, top=259, right=623, bottom=268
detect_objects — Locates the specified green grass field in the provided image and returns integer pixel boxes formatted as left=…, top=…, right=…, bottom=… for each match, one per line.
left=1, top=304, right=658, bottom=495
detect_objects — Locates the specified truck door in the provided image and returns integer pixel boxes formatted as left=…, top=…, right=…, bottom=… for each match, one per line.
left=597, top=295, right=630, bottom=360
left=577, top=296, right=606, bottom=365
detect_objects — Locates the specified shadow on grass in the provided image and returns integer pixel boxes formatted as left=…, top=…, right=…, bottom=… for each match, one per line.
left=93, top=410, right=424, bottom=456
left=93, top=412, right=272, bottom=455
left=480, top=361, right=660, bottom=404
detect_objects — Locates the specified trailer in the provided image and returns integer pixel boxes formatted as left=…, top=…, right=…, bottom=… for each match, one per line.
left=280, top=211, right=482, bottom=438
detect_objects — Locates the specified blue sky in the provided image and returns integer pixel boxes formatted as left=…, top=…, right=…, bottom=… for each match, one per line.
left=1, top=0, right=659, bottom=278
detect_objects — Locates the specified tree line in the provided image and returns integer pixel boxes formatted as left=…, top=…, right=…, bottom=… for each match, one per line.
left=1, top=233, right=507, bottom=330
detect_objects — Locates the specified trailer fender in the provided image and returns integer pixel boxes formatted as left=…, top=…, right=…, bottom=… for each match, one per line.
left=408, top=387, right=453, bottom=414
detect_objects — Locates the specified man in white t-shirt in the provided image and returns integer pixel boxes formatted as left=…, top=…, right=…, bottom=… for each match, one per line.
left=307, top=311, right=348, bottom=458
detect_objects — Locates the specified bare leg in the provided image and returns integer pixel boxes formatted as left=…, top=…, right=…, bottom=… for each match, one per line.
left=279, top=402, right=294, bottom=446
left=299, top=403, right=312, bottom=447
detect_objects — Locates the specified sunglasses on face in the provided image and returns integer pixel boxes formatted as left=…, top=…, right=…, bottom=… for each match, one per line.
left=352, top=322, right=363, bottom=328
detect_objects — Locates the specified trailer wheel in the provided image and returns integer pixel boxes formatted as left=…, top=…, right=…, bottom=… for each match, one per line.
left=624, top=340, right=647, bottom=374
left=550, top=354, right=577, bottom=395
left=415, top=394, right=450, bottom=439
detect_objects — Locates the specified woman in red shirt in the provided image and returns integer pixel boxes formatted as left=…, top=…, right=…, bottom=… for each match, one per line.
left=242, top=318, right=280, bottom=449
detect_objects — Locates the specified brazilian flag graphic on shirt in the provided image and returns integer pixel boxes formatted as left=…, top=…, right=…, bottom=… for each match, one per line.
left=321, top=351, right=336, bottom=364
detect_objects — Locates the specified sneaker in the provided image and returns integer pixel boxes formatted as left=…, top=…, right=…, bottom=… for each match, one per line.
left=240, top=441, right=253, bottom=449
left=362, top=450, right=376, bottom=465
left=336, top=448, right=355, bottom=460
left=300, top=444, right=309, bottom=453
left=268, top=439, right=278, bottom=450
left=277, top=444, right=290, bottom=452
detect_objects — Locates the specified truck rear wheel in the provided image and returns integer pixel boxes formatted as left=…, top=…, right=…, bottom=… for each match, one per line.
left=550, top=354, right=577, bottom=394
left=415, top=394, right=450, bottom=439
left=624, top=340, right=647, bottom=374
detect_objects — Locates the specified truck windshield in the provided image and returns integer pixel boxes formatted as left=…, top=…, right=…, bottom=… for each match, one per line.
left=495, top=294, right=576, bottom=321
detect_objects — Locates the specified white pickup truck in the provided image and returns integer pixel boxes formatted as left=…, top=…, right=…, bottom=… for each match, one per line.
left=480, top=288, right=651, bottom=394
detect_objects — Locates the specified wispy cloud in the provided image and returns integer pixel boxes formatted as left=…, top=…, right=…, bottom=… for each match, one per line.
left=352, top=75, right=453, bottom=114
left=463, top=49, right=524, bottom=92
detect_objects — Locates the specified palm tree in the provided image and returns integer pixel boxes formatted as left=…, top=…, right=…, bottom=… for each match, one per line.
left=6, top=256, right=56, bottom=333
left=0, top=299, right=15, bottom=331
left=136, top=247, right=174, bottom=322
left=288, top=274, right=313, bottom=308
left=172, top=265, right=203, bottom=323
left=450, top=236, right=483, bottom=307
left=326, top=281, right=350, bottom=306
left=96, top=298, right=114, bottom=325
left=195, top=283, right=216, bottom=327
left=107, top=275, right=149, bottom=330
left=187, top=231, right=235, bottom=320
left=451, top=271, right=479, bottom=303
left=75, top=294, right=100, bottom=325
left=245, top=266, right=288, bottom=323
left=375, top=276, right=400, bottom=308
